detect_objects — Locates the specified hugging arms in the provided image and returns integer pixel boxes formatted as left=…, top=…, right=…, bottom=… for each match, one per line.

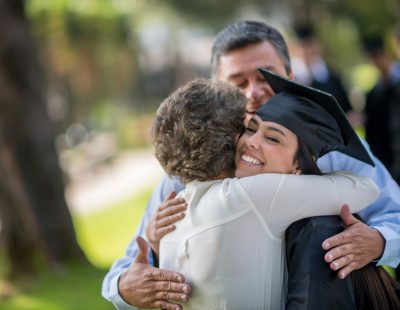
left=103, top=75, right=400, bottom=310
left=102, top=21, right=400, bottom=310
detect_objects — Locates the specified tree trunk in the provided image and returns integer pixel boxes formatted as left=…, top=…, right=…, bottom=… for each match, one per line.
left=0, top=0, right=87, bottom=277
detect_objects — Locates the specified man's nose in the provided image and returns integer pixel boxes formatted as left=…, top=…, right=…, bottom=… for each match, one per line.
left=245, top=83, right=264, bottom=101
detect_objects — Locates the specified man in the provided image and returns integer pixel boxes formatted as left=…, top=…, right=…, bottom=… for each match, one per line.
left=292, top=23, right=352, bottom=113
left=103, top=21, right=400, bottom=310
left=364, top=32, right=400, bottom=282
left=363, top=36, right=400, bottom=183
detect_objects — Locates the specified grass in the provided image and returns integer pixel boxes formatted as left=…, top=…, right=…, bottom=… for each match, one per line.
left=0, top=187, right=153, bottom=310
left=73, top=187, right=153, bottom=268
left=0, top=264, right=113, bottom=310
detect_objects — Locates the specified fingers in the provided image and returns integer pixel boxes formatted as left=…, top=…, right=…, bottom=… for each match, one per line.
left=156, top=212, right=186, bottom=229
left=336, top=262, right=358, bottom=279
left=159, top=202, right=187, bottom=218
left=134, top=236, right=149, bottom=264
left=340, top=204, right=360, bottom=226
left=322, top=230, right=351, bottom=251
left=322, top=221, right=379, bottom=279
left=325, top=245, right=360, bottom=279
left=156, top=225, right=177, bottom=239
left=145, top=273, right=191, bottom=309
left=159, top=196, right=184, bottom=212
left=153, top=300, right=183, bottom=310
left=155, top=279, right=191, bottom=293
left=324, top=242, right=353, bottom=263
left=329, top=253, right=355, bottom=271
left=145, top=272, right=191, bottom=309
left=151, top=282, right=191, bottom=309
left=144, top=268, right=186, bottom=283
left=165, top=191, right=178, bottom=201
left=154, top=290, right=190, bottom=302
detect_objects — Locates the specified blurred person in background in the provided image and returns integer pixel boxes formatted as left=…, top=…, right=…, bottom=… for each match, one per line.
left=363, top=35, right=400, bottom=188
left=291, top=24, right=353, bottom=114
left=103, top=21, right=400, bottom=310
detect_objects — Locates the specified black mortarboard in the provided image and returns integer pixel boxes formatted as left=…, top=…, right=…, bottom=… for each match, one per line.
left=256, top=69, right=375, bottom=166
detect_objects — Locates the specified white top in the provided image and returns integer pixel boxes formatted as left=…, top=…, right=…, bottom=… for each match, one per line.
left=159, top=172, right=379, bottom=310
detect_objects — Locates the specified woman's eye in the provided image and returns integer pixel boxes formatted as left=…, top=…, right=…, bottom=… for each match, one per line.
left=245, top=127, right=256, bottom=133
left=265, top=136, right=279, bottom=143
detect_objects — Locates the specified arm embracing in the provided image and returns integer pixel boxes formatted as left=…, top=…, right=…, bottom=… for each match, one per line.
left=240, top=172, right=379, bottom=236
left=274, top=173, right=379, bottom=232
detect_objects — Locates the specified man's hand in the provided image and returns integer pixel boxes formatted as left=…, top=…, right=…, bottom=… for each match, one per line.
left=119, top=236, right=191, bottom=309
left=322, top=204, right=385, bottom=279
left=145, top=191, right=187, bottom=258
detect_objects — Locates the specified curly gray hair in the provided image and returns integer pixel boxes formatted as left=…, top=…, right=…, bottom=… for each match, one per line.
left=152, top=78, right=246, bottom=183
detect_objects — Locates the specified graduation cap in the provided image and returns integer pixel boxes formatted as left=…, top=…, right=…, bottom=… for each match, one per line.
left=256, top=68, right=375, bottom=166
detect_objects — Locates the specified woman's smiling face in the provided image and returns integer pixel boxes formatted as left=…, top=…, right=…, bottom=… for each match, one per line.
left=235, top=115, right=300, bottom=178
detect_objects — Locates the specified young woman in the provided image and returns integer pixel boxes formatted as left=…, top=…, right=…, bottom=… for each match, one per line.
left=151, top=74, right=380, bottom=309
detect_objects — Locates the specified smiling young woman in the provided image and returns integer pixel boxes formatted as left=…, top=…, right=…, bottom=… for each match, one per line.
left=235, top=116, right=300, bottom=177
left=235, top=115, right=322, bottom=178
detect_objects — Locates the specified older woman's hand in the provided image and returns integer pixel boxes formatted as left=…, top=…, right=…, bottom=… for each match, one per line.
left=146, top=192, right=187, bottom=258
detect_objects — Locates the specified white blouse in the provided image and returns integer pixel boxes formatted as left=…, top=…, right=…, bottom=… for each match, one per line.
left=159, top=172, right=379, bottom=310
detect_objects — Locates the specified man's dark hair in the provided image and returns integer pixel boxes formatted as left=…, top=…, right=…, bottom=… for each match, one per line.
left=211, top=20, right=291, bottom=77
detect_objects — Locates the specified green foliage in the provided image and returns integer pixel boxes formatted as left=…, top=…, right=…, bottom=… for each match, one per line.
left=164, top=0, right=255, bottom=29
left=351, top=64, right=379, bottom=92
left=116, top=115, right=153, bottom=149
left=384, top=266, right=396, bottom=278
left=24, top=0, right=400, bottom=139
left=27, top=0, right=145, bottom=17
left=332, top=0, right=399, bottom=38
left=317, top=17, right=362, bottom=72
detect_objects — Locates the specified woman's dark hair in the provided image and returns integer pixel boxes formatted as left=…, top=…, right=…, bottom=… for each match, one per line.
left=350, top=214, right=400, bottom=309
left=351, top=263, right=400, bottom=309
left=295, top=138, right=322, bottom=175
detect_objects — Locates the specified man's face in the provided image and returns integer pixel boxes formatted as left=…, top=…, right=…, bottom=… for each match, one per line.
left=216, top=41, right=293, bottom=121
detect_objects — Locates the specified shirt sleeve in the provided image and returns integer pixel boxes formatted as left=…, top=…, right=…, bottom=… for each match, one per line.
left=239, top=172, right=379, bottom=238
left=101, top=174, right=184, bottom=309
left=318, top=139, right=400, bottom=267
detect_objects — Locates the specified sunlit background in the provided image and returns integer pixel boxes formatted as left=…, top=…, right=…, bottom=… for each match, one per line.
left=1, top=0, right=399, bottom=309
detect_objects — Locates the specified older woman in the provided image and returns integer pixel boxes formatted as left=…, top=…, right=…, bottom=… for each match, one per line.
left=151, top=75, right=379, bottom=309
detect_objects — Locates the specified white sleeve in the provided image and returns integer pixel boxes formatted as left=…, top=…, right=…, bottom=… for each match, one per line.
left=239, top=172, right=380, bottom=238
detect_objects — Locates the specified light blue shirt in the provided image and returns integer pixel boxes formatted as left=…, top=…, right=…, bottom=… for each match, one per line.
left=102, top=143, right=400, bottom=310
